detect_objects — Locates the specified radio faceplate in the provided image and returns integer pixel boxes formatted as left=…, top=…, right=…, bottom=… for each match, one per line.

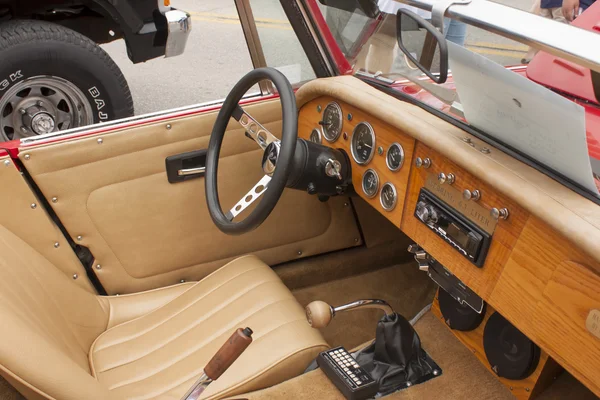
left=414, top=189, right=491, bottom=267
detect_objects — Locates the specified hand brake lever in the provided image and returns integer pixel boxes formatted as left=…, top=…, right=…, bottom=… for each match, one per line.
left=181, top=327, right=253, bottom=400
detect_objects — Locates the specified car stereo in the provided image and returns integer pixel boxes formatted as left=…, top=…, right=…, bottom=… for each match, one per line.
left=414, top=189, right=491, bottom=267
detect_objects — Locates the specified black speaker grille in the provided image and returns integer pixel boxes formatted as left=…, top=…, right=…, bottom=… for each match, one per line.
left=483, top=312, right=540, bottom=380
left=438, top=288, right=486, bottom=331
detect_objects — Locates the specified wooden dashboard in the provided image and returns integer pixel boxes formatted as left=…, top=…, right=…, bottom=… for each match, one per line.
left=298, top=94, right=600, bottom=397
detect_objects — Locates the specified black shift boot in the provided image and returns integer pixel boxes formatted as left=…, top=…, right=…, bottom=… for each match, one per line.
left=354, top=313, right=441, bottom=395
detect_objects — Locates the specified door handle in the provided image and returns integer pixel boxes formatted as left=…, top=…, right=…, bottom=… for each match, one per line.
left=165, top=149, right=207, bottom=183
left=178, top=167, right=206, bottom=176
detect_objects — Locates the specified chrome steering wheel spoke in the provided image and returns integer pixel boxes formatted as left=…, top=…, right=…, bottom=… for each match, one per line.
left=226, top=175, right=272, bottom=221
left=233, top=105, right=279, bottom=150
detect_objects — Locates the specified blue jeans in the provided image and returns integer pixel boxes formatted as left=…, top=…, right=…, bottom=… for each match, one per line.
left=444, top=18, right=467, bottom=46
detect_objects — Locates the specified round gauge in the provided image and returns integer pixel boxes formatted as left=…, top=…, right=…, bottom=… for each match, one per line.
left=361, top=169, right=379, bottom=198
left=386, top=143, right=405, bottom=172
left=351, top=122, right=375, bottom=165
left=321, top=102, right=343, bottom=142
left=380, top=182, right=398, bottom=211
left=310, top=128, right=322, bottom=144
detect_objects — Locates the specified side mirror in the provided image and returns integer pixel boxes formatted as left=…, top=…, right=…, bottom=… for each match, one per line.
left=318, top=0, right=380, bottom=19
left=396, top=9, right=449, bottom=84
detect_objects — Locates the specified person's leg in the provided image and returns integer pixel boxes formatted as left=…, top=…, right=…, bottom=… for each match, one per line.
left=443, top=18, right=467, bottom=46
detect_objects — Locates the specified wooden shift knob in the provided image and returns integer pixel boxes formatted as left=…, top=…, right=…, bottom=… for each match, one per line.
left=306, top=301, right=333, bottom=328
left=204, top=327, right=253, bottom=380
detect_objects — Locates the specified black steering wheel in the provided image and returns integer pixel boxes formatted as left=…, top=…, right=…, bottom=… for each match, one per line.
left=205, top=67, right=298, bottom=235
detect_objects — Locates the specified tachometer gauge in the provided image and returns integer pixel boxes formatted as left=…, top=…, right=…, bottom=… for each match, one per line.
left=351, top=122, right=375, bottom=165
left=310, top=128, right=322, bottom=144
left=362, top=169, right=379, bottom=198
left=380, top=182, right=397, bottom=211
left=321, top=102, right=343, bottom=142
left=386, top=143, right=405, bottom=172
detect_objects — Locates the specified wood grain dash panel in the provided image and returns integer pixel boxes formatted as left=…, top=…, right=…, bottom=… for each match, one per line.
left=491, top=218, right=600, bottom=397
left=401, top=142, right=528, bottom=299
left=298, top=96, right=416, bottom=226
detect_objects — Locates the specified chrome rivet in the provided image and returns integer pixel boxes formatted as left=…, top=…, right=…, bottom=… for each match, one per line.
left=509, top=386, right=513, bottom=391
left=433, top=370, right=439, bottom=376
left=115, top=294, right=120, bottom=296
left=406, top=382, right=412, bottom=387
left=76, top=235, right=83, bottom=241
left=3, top=160, right=9, bottom=166
left=95, top=264, right=102, bottom=270
left=462, top=137, right=472, bottom=143
left=480, top=147, right=491, bottom=154
left=354, top=238, right=359, bottom=243
left=297, top=251, right=303, bottom=256
left=347, top=113, right=353, bottom=121
left=491, top=207, right=509, bottom=220
left=343, top=132, right=348, bottom=140
left=72, top=273, right=78, bottom=280
left=317, top=105, right=322, bottom=112
left=53, top=242, right=60, bottom=248
left=30, top=203, right=37, bottom=209
left=166, top=124, right=172, bottom=130
left=344, top=202, right=349, bottom=206
left=97, top=138, right=103, bottom=144
left=377, top=146, right=384, bottom=155
left=180, top=279, right=186, bottom=283
left=51, top=197, right=58, bottom=203
left=525, top=388, right=530, bottom=392
left=24, top=154, right=30, bottom=160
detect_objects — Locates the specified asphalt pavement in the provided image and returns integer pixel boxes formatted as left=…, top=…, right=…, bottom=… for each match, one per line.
left=102, top=0, right=532, bottom=116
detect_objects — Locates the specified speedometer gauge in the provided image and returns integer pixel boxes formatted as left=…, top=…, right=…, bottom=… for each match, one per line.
left=380, top=182, right=397, bottom=211
left=351, top=122, right=375, bottom=165
left=362, top=169, right=379, bottom=198
left=386, top=143, right=405, bottom=172
left=321, top=102, right=343, bottom=142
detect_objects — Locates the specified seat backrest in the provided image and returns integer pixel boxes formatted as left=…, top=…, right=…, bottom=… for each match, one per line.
left=0, top=224, right=114, bottom=399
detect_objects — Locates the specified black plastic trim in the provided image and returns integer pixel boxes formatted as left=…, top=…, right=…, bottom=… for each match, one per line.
left=280, top=0, right=333, bottom=77
left=16, top=159, right=107, bottom=295
left=361, top=76, right=600, bottom=206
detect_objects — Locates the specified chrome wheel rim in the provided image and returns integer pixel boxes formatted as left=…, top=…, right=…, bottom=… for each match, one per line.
left=0, top=76, right=94, bottom=141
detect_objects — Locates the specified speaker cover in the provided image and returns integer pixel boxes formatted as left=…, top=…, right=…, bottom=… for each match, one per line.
left=438, top=288, right=486, bottom=331
left=483, top=312, right=541, bottom=380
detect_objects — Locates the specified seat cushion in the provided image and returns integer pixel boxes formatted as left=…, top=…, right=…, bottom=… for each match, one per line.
left=89, top=255, right=328, bottom=399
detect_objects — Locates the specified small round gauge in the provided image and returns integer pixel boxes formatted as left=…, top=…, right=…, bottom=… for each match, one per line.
left=351, top=122, right=375, bottom=165
left=361, top=169, right=379, bottom=198
left=380, top=182, right=398, bottom=211
left=321, top=102, right=343, bottom=142
left=310, top=128, right=322, bottom=144
left=386, top=143, right=405, bottom=172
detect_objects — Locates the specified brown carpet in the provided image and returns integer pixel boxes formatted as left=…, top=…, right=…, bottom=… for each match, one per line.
left=240, top=312, right=598, bottom=400
left=292, top=262, right=436, bottom=349
left=0, top=376, right=22, bottom=400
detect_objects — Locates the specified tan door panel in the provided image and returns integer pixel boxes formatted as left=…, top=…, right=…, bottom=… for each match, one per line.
left=20, top=99, right=361, bottom=294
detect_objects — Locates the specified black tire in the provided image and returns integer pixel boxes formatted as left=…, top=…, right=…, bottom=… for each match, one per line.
left=0, top=20, right=133, bottom=140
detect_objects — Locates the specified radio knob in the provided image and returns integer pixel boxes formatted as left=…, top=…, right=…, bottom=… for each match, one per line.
left=491, top=207, right=509, bottom=220
left=415, top=201, right=437, bottom=224
left=438, top=172, right=456, bottom=185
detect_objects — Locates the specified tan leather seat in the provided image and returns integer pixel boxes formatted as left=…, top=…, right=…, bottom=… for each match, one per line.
left=0, top=225, right=327, bottom=399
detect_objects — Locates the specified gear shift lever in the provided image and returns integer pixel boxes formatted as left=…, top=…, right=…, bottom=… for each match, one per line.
left=305, top=299, right=394, bottom=329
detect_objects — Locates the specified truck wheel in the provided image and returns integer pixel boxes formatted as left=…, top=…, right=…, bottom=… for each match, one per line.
left=0, top=20, right=134, bottom=141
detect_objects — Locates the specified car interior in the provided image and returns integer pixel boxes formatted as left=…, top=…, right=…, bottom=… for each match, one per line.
left=1, top=3, right=600, bottom=400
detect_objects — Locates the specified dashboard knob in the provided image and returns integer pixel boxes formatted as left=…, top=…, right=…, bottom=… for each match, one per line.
left=415, top=157, right=431, bottom=169
left=438, top=172, right=455, bottom=184
left=491, top=207, right=509, bottom=220
left=463, top=189, right=481, bottom=201
left=438, top=173, right=447, bottom=184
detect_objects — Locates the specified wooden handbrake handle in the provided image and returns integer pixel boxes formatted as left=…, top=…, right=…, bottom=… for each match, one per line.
left=204, top=327, right=253, bottom=381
